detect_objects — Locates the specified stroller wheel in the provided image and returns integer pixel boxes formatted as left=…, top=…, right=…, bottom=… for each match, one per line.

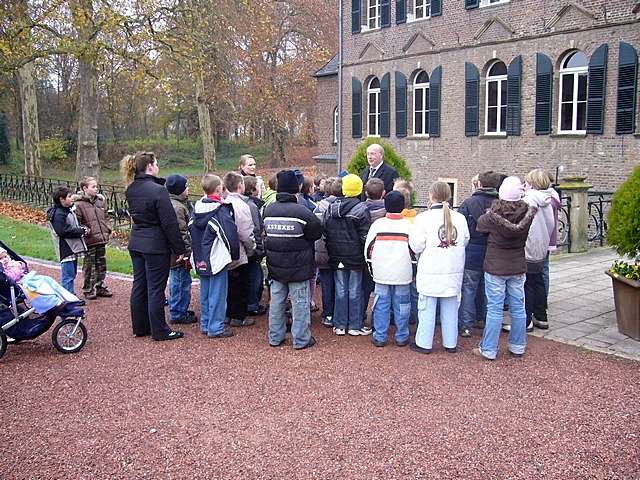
left=0, top=329, right=7, bottom=360
left=52, top=319, right=88, bottom=354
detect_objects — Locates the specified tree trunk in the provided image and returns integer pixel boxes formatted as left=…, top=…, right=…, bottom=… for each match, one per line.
left=195, top=70, right=215, bottom=172
left=17, top=62, right=41, bottom=176
left=269, top=123, right=286, bottom=168
left=75, top=57, right=100, bottom=181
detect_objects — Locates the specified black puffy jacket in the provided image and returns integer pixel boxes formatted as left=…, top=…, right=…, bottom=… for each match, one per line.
left=263, top=193, right=322, bottom=283
left=125, top=174, right=186, bottom=255
left=323, top=197, right=371, bottom=270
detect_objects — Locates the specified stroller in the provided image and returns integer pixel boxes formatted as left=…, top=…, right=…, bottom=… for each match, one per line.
left=0, top=240, right=88, bottom=360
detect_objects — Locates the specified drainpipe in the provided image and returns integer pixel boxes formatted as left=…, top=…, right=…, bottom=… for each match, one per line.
left=337, top=0, right=344, bottom=173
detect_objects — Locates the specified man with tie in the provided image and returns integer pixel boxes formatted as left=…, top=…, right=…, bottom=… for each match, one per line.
left=360, top=143, right=399, bottom=195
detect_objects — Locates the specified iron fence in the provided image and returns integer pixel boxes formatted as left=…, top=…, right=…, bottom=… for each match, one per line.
left=587, top=191, right=613, bottom=247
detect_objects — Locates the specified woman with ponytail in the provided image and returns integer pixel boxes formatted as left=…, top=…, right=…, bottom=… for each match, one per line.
left=121, top=152, right=187, bottom=341
left=408, top=182, right=469, bottom=354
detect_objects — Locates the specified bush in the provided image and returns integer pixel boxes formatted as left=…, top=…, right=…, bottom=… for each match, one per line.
left=39, top=135, right=69, bottom=164
left=607, top=165, right=640, bottom=260
left=346, top=138, right=412, bottom=180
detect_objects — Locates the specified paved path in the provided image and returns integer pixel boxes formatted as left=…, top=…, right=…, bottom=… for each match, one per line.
left=532, top=247, right=640, bottom=361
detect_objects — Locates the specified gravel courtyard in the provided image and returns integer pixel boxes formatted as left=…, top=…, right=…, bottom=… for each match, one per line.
left=2, top=264, right=639, bottom=479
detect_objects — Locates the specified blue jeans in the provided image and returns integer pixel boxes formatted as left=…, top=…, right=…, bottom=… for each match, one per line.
left=247, top=260, right=264, bottom=311
left=410, top=280, right=418, bottom=324
left=480, top=272, right=527, bottom=359
left=373, top=283, right=411, bottom=343
left=458, top=269, right=486, bottom=330
left=168, top=266, right=192, bottom=321
left=415, top=295, right=458, bottom=350
left=60, top=260, right=78, bottom=295
left=333, top=269, right=363, bottom=330
left=543, top=252, right=550, bottom=297
left=199, top=268, right=228, bottom=336
left=318, top=268, right=335, bottom=318
left=362, top=267, right=375, bottom=322
left=269, top=279, right=311, bottom=348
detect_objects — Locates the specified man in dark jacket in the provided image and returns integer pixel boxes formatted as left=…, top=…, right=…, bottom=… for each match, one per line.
left=474, top=176, right=537, bottom=361
left=47, top=186, right=88, bottom=296
left=360, top=143, right=399, bottom=195
left=263, top=169, right=322, bottom=350
left=457, top=171, right=501, bottom=337
left=324, top=174, right=372, bottom=336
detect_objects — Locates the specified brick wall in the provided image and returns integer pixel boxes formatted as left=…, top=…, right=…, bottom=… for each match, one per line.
left=314, top=75, right=339, bottom=157
left=315, top=0, right=640, bottom=205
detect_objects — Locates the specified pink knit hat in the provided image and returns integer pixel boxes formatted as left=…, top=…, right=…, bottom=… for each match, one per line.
left=499, top=176, right=524, bottom=202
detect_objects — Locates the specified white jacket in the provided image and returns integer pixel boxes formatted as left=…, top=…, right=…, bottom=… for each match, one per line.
left=225, top=192, right=256, bottom=269
left=523, top=189, right=555, bottom=263
left=409, top=205, right=470, bottom=297
left=364, top=214, right=415, bottom=285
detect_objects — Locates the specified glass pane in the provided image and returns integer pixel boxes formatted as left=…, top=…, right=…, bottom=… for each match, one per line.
left=425, top=111, right=430, bottom=134
left=425, top=3, right=430, bottom=16
left=564, top=51, right=588, bottom=69
left=488, top=62, right=507, bottom=77
left=369, top=78, right=380, bottom=89
left=369, top=93, right=377, bottom=114
left=415, top=113, right=423, bottom=135
left=500, top=80, right=507, bottom=108
left=369, top=115, right=377, bottom=135
left=416, top=71, right=429, bottom=84
left=500, top=106, right=507, bottom=131
left=416, top=6, right=423, bottom=17
left=425, top=87, right=429, bottom=110
left=577, top=101, right=586, bottom=130
left=487, top=107, right=497, bottom=132
left=560, top=103, right=573, bottom=131
left=577, top=74, right=587, bottom=101
left=416, top=0, right=423, bottom=6
left=488, top=81, right=498, bottom=106
left=561, top=74, right=574, bottom=102
left=414, top=89, right=423, bottom=111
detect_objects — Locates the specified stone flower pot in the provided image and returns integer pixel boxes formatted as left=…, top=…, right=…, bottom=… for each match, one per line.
left=605, top=270, right=640, bottom=340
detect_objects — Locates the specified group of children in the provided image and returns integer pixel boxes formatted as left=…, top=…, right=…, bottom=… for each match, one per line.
left=40, top=152, right=559, bottom=361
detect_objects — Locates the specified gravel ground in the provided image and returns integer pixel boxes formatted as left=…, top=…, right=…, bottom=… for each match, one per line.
left=2, top=265, right=640, bottom=480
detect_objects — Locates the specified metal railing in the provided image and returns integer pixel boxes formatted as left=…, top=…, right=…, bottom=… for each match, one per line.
left=587, top=191, right=613, bottom=247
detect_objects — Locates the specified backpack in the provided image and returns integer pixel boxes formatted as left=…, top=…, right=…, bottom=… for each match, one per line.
left=189, top=202, right=240, bottom=276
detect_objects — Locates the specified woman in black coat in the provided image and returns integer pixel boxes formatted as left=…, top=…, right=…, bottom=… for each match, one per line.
left=121, top=152, right=187, bottom=341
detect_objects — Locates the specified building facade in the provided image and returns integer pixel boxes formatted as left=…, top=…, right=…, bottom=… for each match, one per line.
left=314, top=0, right=640, bottom=204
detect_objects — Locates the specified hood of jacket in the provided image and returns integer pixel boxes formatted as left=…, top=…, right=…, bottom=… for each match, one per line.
left=47, top=204, right=70, bottom=222
left=524, top=188, right=553, bottom=208
left=192, top=197, right=222, bottom=229
left=73, top=191, right=106, bottom=204
left=328, top=196, right=361, bottom=218
left=484, top=200, right=536, bottom=238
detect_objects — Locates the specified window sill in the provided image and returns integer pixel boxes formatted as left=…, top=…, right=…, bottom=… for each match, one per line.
left=551, top=132, right=587, bottom=138
left=407, top=16, right=431, bottom=24
left=479, top=133, right=507, bottom=139
left=406, top=135, right=430, bottom=140
left=360, top=26, right=381, bottom=35
left=367, top=134, right=381, bottom=138
left=480, top=0, right=510, bottom=8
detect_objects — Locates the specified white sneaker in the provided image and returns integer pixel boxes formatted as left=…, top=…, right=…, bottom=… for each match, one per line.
left=348, top=328, right=372, bottom=336
left=333, top=327, right=346, bottom=336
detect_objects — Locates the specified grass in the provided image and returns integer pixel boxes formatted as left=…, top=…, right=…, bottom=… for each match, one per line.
left=0, top=215, right=134, bottom=275
left=1, top=137, right=271, bottom=185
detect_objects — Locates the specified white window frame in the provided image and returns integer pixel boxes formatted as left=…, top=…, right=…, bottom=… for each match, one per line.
left=367, top=77, right=381, bottom=137
left=413, top=72, right=430, bottom=137
left=485, top=61, right=508, bottom=135
left=558, top=51, right=588, bottom=134
left=414, top=0, right=431, bottom=20
left=367, top=0, right=381, bottom=30
left=438, top=177, right=458, bottom=207
left=480, top=0, right=510, bottom=7
left=333, top=107, right=338, bottom=144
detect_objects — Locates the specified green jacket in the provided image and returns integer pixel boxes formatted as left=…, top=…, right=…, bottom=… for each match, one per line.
left=169, top=194, right=192, bottom=267
left=262, top=188, right=277, bottom=208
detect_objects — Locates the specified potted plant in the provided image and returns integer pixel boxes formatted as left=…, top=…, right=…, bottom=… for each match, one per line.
left=605, top=165, right=640, bottom=340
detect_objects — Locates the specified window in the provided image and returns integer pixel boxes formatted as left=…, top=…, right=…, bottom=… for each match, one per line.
left=415, top=0, right=431, bottom=19
left=558, top=50, right=588, bottom=133
left=333, top=107, right=338, bottom=144
left=480, top=0, right=509, bottom=7
left=368, top=77, right=381, bottom=136
left=368, top=0, right=380, bottom=30
left=413, top=71, right=430, bottom=136
left=485, top=60, right=507, bottom=134
left=438, top=178, right=458, bottom=206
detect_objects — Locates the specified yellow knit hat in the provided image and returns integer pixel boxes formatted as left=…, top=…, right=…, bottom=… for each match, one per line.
left=342, top=174, right=363, bottom=197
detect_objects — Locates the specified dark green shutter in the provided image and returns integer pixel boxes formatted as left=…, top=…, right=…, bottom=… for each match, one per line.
left=616, top=42, right=638, bottom=134
left=396, top=0, right=406, bottom=24
left=351, top=0, right=361, bottom=34
left=465, top=0, right=479, bottom=9
left=429, top=66, right=442, bottom=137
left=431, top=0, right=442, bottom=16
left=465, top=62, right=479, bottom=136
left=381, top=0, right=390, bottom=27
left=352, top=77, right=362, bottom=138
left=506, top=55, right=522, bottom=136
left=395, top=71, right=407, bottom=137
left=535, top=53, right=553, bottom=135
left=380, top=73, right=390, bottom=137
left=586, top=43, right=608, bottom=134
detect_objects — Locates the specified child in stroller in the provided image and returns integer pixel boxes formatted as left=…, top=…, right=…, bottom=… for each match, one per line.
left=0, top=240, right=88, bottom=360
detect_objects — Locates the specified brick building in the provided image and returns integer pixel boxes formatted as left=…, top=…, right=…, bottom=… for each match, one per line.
left=313, top=0, right=640, bottom=204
